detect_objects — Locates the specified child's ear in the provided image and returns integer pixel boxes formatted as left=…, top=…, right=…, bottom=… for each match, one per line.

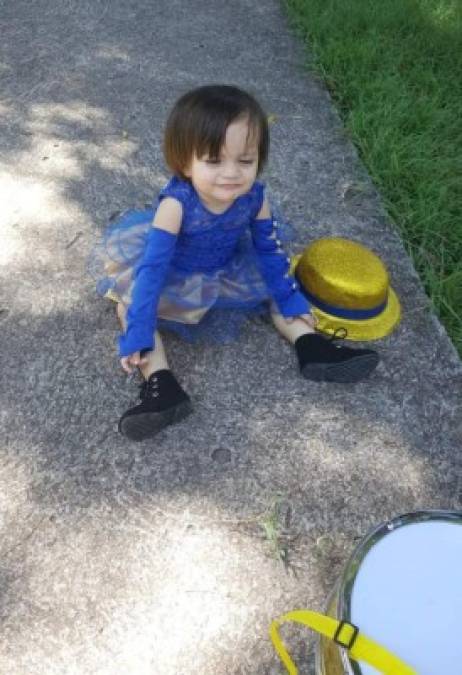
left=183, top=162, right=192, bottom=178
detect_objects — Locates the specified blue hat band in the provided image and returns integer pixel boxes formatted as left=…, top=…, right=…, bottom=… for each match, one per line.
left=303, top=288, right=388, bottom=321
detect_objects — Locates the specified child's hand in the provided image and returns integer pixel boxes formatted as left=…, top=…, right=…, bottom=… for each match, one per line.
left=120, top=351, right=148, bottom=374
left=287, top=312, right=318, bottom=330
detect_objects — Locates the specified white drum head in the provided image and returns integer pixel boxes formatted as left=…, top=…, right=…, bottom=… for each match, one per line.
left=343, top=513, right=462, bottom=674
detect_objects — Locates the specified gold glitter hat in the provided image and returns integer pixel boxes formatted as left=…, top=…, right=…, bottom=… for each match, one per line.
left=293, top=238, right=401, bottom=341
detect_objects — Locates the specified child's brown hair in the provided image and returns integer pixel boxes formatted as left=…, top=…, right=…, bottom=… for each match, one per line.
left=164, top=85, right=269, bottom=180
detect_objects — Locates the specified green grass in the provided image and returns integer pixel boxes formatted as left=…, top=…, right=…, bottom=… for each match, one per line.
left=284, top=0, right=462, bottom=355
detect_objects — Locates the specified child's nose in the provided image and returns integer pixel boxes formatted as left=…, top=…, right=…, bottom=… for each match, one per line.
left=221, top=161, right=240, bottom=177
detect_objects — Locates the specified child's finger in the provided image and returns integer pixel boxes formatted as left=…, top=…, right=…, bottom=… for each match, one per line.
left=132, top=357, right=148, bottom=368
left=120, top=357, right=133, bottom=374
left=300, top=313, right=317, bottom=328
left=128, top=352, right=141, bottom=367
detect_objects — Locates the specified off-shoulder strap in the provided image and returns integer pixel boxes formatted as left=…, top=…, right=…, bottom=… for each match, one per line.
left=249, top=181, right=265, bottom=219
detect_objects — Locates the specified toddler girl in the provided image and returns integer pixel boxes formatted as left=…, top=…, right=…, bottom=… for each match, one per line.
left=92, top=85, right=378, bottom=440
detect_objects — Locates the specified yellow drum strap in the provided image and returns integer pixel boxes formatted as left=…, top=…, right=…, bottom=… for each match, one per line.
left=270, top=610, right=417, bottom=675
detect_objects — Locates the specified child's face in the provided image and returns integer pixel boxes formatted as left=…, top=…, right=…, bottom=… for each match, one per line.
left=184, top=116, right=259, bottom=213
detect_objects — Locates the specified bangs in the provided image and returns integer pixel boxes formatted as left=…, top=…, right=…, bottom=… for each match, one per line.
left=195, top=113, right=261, bottom=160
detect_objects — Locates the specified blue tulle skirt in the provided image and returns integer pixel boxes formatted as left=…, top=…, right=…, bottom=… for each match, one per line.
left=88, top=204, right=294, bottom=343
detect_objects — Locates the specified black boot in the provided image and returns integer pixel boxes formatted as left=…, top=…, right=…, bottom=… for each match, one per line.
left=295, top=332, right=379, bottom=383
left=118, top=369, right=192, bottom=441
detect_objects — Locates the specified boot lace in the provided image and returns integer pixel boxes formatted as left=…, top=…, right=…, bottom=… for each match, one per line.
left=139, top=375, right=159, bottom=399
left=327, top=327, right=348, bottom=344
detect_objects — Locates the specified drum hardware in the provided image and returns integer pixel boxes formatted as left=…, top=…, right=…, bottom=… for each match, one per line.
left=270, top=510, right=462, bottom=675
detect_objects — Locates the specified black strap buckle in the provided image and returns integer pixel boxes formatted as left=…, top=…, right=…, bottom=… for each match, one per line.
left=333, top=620, right=359, bottom=650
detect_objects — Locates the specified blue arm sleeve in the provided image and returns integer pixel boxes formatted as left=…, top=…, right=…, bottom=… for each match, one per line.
left=119, top=228, right=177, bottom=357
left=250, top=217, right=310, bottom=317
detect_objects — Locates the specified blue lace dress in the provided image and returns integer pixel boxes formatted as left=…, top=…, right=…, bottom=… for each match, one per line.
left=89, top=177, right=297, bottom=343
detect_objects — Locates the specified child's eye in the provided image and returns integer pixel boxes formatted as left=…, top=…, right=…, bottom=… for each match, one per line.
left=205, top=158, right=220, bottom=165
left=240, top=159, right=256, bottom=165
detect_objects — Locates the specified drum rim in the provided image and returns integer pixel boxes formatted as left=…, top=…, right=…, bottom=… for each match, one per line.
left=338, top=509, right=462, bottom=674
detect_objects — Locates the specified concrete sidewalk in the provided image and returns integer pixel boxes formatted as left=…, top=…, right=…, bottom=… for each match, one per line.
left=1, top=0, right=461, bottom=672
